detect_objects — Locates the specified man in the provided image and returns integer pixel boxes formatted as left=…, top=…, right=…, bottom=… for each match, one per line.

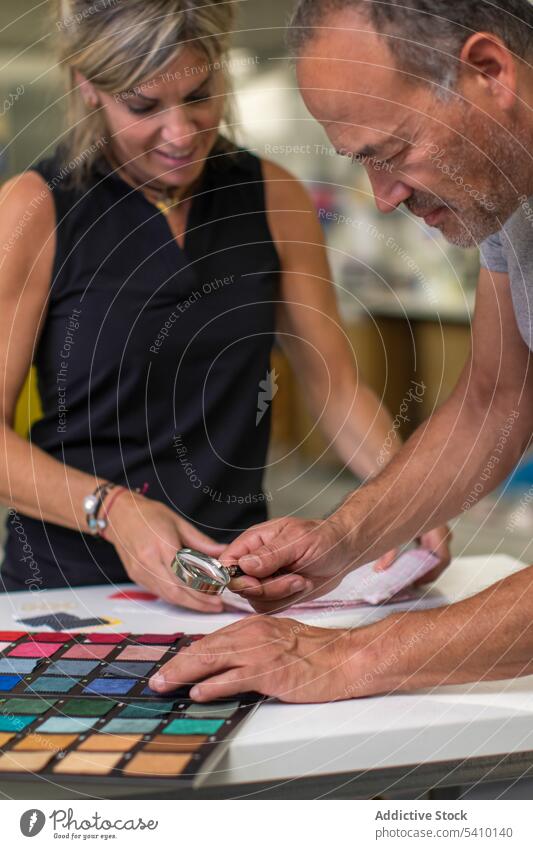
left=150, top=0, right=533, bottom=704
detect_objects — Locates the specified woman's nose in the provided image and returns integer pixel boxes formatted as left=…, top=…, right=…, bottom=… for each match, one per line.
left=160, top=106, right=196, bottom=146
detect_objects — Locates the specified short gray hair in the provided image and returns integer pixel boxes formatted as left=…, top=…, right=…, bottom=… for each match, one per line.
left=288, top=0, right=533, bottom=91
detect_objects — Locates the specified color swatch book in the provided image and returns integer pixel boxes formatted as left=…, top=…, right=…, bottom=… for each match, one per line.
left=0, top=630, right=260, bottom=789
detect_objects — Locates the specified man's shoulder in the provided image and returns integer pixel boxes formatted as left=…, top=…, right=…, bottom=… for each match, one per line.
left=479, top=196, right=533, bottom=274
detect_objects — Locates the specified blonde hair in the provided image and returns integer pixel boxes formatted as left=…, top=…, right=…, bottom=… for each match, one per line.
left=54, top=0, right=236, bottom=185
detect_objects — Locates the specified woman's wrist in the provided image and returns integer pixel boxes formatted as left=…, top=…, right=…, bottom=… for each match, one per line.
left=99, top=487, right=141, bottom=544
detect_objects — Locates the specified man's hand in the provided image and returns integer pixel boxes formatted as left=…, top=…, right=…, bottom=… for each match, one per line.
left=220, top=515, right=356, bottom=613
left=374, top=525, right=452, bottom=586
left=149, top=615, right=367, bottom=703
left=150, top=564, right=533, bottom=705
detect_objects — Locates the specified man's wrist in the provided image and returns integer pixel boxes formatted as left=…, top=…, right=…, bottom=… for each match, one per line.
left=328, top=497, right=363, bottom=565
left=341, top=612, right=433, bottom=699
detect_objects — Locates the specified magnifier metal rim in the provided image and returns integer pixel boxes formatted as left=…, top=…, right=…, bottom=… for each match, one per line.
left=171, top=548, right=229, bottom=594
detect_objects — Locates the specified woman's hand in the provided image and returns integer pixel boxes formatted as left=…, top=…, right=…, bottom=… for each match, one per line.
left=149, top=615, right=357, bottom=703
left=103, top=490, right=226, bottom=613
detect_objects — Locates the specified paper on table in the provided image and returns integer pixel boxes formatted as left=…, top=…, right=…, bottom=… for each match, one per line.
left=223, top=548, right=440, bottom=613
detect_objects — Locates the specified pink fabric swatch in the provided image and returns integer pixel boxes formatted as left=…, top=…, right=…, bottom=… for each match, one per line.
left=8, top=641, right=63, bottom=658
left=116, top=645, right=168, bottom=661
left=62, top=644, right=114, bottom=660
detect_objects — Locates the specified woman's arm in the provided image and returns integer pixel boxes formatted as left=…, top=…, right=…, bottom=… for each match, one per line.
left=262, top=158, right=399, bottom=480
left=0, top=172, right=104, bottom=529
left=0, top=173, right=224, bottom=610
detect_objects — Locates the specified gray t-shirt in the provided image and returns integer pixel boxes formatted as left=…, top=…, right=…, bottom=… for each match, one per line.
left=479, top=195, right=533, bottom=350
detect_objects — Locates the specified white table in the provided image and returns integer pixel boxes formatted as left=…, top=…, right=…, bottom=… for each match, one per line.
left=2, top=554, right=533, bottom=799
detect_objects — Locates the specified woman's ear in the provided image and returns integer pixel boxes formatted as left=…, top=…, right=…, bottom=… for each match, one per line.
left=73, top=69, right=100, bottom=108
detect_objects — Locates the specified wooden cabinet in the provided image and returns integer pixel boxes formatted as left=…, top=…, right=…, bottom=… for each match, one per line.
left=270, top=316, right=471, bottom=465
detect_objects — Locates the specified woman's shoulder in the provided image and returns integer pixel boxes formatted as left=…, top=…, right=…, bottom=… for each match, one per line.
left=258, top=156, right=317, bottom=215
left=0, top=171, right=56, bottom=304
left=0, top=171, right=55, bottom=239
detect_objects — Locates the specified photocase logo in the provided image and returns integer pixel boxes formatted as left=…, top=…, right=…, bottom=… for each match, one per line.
left=256, top=368, right=279, bottom=425
left=20, top=809, right=46, bottom=837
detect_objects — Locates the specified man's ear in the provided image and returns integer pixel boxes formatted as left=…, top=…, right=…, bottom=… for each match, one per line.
left=459, top=32, right=517, bottom=109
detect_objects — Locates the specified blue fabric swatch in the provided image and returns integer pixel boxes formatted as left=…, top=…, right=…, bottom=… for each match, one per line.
left=119, top=701, right=175, bottom=718
left=43, top=660, right=99, bottom=676
left=103, top=661, right=154, bottom=678
left=27, top=677, right=79, bottom=694
left=101, top=718, right=160, bottom=734
left=0, top=659, right=38, bottom=674
left=38, top=716, right=99, bottom=733
left=0, top=714, right=36, bottom=732
left=82, top=678, right=136, bottom=696
left=0, top=675, right=21, bottom=692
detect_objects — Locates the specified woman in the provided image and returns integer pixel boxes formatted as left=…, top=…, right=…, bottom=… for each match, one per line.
left=0, top=0, right=448, bottom=610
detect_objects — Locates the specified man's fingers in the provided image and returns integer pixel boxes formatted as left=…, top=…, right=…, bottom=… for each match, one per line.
left=228, top=574, right=263, bottom=593
left=190, top=669, right=259, bottom=702
left=220, top=519, right=282, bottom=566
left=237, top=536, right=300, bottom=578
left=413, top=527, right=452, bottom=586
left=220, top=528, right=270, bottom=566
left=149, top=640, right=233, bottom=692
left=413, top=561, right=448, bottom=587
left=374, top=548, right=399, bottom=573
left=239, top=572, right=313, bottom=602
left=219, top=529, right=268, bottom=565
left=246, top=590, right=312, bottom=614
left=246, top=580, right=336, bottom=613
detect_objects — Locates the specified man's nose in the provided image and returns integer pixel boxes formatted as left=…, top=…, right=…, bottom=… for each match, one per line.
left=367, top=169, right=413, bottom=214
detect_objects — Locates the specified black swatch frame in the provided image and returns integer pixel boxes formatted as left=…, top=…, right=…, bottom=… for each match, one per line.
left=0, top=632, right=262, bottom=789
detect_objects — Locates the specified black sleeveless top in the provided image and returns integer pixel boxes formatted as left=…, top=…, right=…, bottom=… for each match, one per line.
left=0, top=142, right=280, bottom=591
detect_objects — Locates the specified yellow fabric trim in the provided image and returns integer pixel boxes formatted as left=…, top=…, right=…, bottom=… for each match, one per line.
left=14, top=367, right=43, bottom=438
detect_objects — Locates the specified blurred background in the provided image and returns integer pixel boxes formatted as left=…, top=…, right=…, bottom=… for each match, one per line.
left=1, top=0, right=532, bottom=562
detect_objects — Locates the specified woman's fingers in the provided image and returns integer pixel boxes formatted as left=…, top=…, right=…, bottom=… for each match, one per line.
left=177, top=520, right=225, bottom=557
left=162, top=582, right=225, bottom=613
left=123, top=551, right=224, bottom=613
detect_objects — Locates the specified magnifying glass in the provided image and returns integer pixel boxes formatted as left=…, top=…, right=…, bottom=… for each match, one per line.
left=171, top=548, right=244, bottom=595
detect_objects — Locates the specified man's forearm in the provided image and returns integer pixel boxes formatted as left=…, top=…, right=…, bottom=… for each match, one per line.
left=348, top=565, right=533, bottom=696
left=333, top=379, right=530, bottom=565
